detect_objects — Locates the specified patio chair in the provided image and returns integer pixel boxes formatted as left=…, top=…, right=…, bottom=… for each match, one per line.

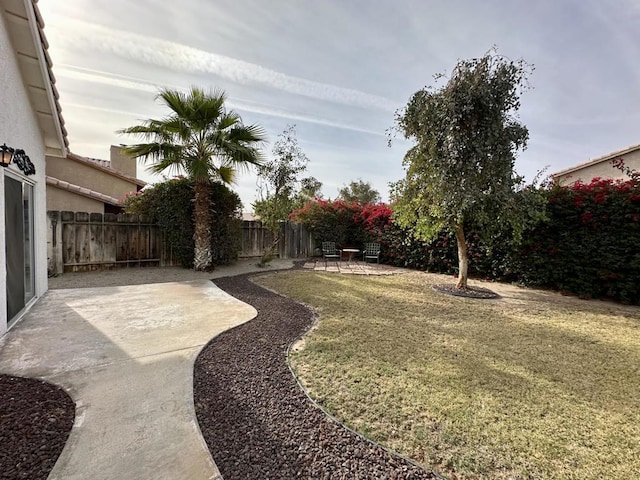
left=362, top=242, right=381, bottom=264
left=321, top=241, right=341, bottom=266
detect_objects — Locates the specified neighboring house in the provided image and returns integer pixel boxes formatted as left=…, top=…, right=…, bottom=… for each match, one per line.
left=46, top=145, right=146, bottom=214
left=551, top=143, right=640, bottom=185
left=1, top=0, right=67, bottom=334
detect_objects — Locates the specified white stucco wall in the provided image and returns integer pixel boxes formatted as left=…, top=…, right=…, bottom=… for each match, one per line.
left=0, top=11, right=49, bottom=335
left=554, top=149, right=640, bottom=186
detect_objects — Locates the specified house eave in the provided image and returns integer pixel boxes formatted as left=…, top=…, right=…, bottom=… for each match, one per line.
left=3, top=0, right=68, bottom=157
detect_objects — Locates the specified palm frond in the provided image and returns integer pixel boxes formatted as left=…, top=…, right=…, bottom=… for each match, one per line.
left=217, top=111, right=241, bottom=131
left=228, top=123, right=267, bottom=145
left=217, top=165, right=236, bottom=184
left=158, top=89, right=190, bottom=119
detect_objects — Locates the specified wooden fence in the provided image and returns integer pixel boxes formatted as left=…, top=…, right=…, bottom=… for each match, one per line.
left=47, top=211, right=315, bottom=274
left=240, top=220, right=315, bottom=259
left=47, top=211, right=175, bottom=274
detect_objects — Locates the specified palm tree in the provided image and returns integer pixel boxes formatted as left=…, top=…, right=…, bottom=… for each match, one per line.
left=120, top=87, right=265, bottom=271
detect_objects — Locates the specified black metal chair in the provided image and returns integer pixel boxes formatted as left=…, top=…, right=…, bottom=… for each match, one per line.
left=321, top=241, right=341, bottom=266
left=362, top=242, right=381, bottom=264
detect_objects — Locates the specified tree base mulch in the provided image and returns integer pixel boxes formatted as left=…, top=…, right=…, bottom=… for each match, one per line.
left=0, top=374, right=75, bottom=480
left=432, top=283, right=500, bottom=299
left=194, top=273, right=438, bottom=479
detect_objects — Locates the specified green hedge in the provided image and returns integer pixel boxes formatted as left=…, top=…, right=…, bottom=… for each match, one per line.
left=124, top=178, right=242, bottom=268
left=517, top=178, right=640, bottom=303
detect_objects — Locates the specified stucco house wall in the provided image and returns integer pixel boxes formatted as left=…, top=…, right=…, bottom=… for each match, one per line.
left=46, top=156, right=140, bottom=199
left=110, top=145, right=136, bottom=178
left=552, top=143, right=640, bottom=186
left=46, top=147, right=145, bottom=214
left=1, top=0, right=67, bottom=335
left=46, top=187, right=105, bottom=213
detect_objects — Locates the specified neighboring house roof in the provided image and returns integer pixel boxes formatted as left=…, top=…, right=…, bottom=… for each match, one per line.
left=84, top=157, right=111, bottom=169
left=46, top=176, right=121, bottom=206
left=551, top=142, right=640, bottom=179
left=2, top=0, right=67, bottom=156
left=65, top=151, right=147, bottom=187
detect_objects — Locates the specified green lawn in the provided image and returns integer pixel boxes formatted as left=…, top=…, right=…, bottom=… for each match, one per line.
left=255, top=270, right=640, bottom=480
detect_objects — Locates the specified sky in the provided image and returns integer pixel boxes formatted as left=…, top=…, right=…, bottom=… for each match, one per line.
left=38, top=0, right=640, bottom=211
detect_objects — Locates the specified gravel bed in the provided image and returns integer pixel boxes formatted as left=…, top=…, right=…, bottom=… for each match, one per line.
left=194, top=272, right=437, bottom=479
left=0, top=375, right=74, bottom=480
left=432, top=283, right=500, bottom=299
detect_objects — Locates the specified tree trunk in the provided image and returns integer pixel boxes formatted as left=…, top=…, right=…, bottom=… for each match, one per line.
left=455, top=223, right=469, bottom=289
left=193, top=180, right=213, bottom=271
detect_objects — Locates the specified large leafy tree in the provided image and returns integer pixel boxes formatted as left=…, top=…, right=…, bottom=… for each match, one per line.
left=120, top=87, right=265, bottom=271
left=338, top=179, right=381, bottom=204
left=392, top=52, right=532, bottom=288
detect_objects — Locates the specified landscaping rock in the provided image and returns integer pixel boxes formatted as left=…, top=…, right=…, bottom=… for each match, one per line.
left=0, top=375, right=74, bottom=480
left=194, top=272, right=437, bottom=479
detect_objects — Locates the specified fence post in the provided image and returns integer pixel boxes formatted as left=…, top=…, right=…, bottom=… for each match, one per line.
left=47, top=211, right=63, bottom=276
left=279, top=221, right=286, bottom=258
left=61, top=211, right=75, bottom=273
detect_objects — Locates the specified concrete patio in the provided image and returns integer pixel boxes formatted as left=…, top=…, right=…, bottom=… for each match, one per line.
left=302, top=259, right=406, bottom=275
left=0, top=280, right=258, bottom=480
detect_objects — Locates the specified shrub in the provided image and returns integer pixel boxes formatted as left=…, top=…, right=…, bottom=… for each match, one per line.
left=518, top=178, right=640, bottom=303
left=290, top=199, right=370, bottom=247
left=209, top=182, right=243, bottom=266
left=124, top=178, right=242, bottom=268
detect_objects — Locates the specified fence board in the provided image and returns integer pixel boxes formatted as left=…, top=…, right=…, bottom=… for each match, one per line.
left=62, top=222, right=75, bottom=267
left=90, top=223, right=104, bottom=265
left=128, top=223, right=140, bottom=262
left=139, top=225, right=149, bottom=260
left=75, top=213, right=91, bottom=267
left=149, top=225, right=158, bottom=260
left=104, top=221, right=117, bottom=268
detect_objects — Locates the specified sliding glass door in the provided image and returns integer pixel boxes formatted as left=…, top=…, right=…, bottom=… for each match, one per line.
left=4, top=174, right=35, bottom=323
left=23, top=180, right=35, bottom=304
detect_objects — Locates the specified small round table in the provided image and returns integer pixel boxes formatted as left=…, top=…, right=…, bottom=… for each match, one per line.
left=342, top=248, right=360, bottom=263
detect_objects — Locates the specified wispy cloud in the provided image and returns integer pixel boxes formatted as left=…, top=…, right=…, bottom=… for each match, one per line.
left=47, top=19, right=398, bottom=112
left=229, top=99, right=386, bottom=137
left=56, top=65, right=161, bottom=94
left=55, top=65, right=386, bottom=137
left=63, top=101, right=150, bottom=120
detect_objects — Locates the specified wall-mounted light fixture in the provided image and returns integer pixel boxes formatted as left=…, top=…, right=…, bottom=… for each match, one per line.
left=0, top=143, right=36, bottom=175
left=0, top=143, right=14, bottom=168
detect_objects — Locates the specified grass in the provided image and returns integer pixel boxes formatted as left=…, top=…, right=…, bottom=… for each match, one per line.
left=255, top=270, right=640, bottom=479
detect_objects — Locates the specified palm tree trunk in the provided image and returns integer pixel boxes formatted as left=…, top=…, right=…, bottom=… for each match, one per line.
left=193, top=180, right=213, bottom=271
left=455, top=223, right=469, bottom=289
